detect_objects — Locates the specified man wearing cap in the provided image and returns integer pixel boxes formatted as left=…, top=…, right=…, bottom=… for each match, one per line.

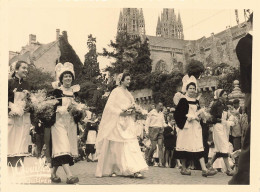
left=229, top=12, right=252, bottom=185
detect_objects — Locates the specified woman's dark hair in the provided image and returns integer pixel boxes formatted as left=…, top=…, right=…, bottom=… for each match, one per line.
left=11, top=60, right=28, bottom=78
left=59, top=71, right=75, bottom=84
left=186, top=82, right=196, bottom=90
left=219, top=90, right=225, bottom=98
left=120, top=73, right=131, bottom=84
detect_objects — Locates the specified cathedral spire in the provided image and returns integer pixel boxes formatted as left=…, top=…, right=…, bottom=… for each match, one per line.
left=139, top=8, right=146, bottom=35
left=156, top=8, right=184, bottom=39
left=116, top=8, right=145, bottom=37
left=117, top=11, right=123, bottom=33
left=156, top=16, right=162, bottom=36
left=177, top=12, right=182, bottom=25
left=177, top=11, right=184, bottom=39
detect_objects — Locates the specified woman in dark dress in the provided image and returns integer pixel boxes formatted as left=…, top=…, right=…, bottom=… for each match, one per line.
left=8, top=61, right=31, bottom=167
left=174, top=81, right=217, bottom=177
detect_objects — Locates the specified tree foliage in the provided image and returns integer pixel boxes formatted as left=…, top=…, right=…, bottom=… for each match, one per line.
left=59, top=34, right=84, bottom=84
left=217, top=67, right=240, bottom=94
left=102, top=32, right=152, bottom=76
left=26, top=65, right=54, bottom=91
left=185, top=59, right=205, bottom=79
left=130, top=71, right=183, bottom=107
left=82, top=34, right=100, bottom=80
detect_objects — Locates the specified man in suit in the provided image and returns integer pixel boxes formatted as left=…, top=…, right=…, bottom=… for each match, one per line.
left=229, top=13, right=252, bottom=185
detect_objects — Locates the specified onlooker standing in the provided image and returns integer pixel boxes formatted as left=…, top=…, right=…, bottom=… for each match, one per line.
left=81, top=113, right=98, bottom=162
left=163, top=114, right=177, bottom=168
left=229, top=99, right=242, bottom=152
left=145, top=101, right=166, bottom=167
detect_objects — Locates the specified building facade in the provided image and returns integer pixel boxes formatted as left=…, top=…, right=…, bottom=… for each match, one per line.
left=116, top=8, right=248, bottom=105
left=156, top=8, right=184, bottom=39
left=9, top=29, right=61, bottom=77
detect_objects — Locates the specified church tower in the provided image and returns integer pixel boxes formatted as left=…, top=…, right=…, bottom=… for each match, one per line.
left=117, top=8, right=146, bottom=37
left=156, top=9, right=184, bottom=39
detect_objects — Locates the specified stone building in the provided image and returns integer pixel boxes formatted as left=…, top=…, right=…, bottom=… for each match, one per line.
left=9, top=29, right=83, bottom=78
left=116, top=8, right=248, bottom=105
left=9, top=30, right=61, bottom=77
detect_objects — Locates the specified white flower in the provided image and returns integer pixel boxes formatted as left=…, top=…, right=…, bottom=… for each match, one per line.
left=9, top=101, right=26, bottom=116
left=56, top=106, right=68, bottom=115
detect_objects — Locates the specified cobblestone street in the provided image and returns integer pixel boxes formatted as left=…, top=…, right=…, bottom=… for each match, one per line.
left=17, top=157, right=231, bottom=185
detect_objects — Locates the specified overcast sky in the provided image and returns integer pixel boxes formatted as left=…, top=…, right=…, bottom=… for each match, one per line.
left=7, top=1, right=248, bottom=70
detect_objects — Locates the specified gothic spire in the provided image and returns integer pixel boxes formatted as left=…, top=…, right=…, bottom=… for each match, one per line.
left=156, top=15, right=162, bottom=36
left=117, top=10, right=123, bottom=32
left=177, top=11, right=182, bottom=26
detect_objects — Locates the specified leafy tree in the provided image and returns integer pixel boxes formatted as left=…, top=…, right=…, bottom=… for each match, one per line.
left=59, top=32, right=83, bottom=84
left=102, top=32, right=152, bottom=76
left=217, top=67, right=240, bottom=94
left=130, top=38, right=152, bottom=75
left=185, top=59, right=205, bottom=79
left=82, top=34, right=100, bottom=80
left=26, top=65, right=54, bottom=91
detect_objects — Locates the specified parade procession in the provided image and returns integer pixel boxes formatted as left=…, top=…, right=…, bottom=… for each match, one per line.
left=6, top=7, right=253, bottom=185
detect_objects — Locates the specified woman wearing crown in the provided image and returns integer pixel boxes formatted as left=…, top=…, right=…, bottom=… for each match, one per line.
left=95, top=72, right=148, bottom=178
left=49, top=62, right=81, bottom=184
left=174, top=75, right=217, bottom=177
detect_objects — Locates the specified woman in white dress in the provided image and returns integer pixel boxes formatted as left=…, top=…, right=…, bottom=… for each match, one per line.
left=50, top=62, right=80, bottom=184
left=174, top=79, right=217, bottom=177
left=95, top=73, right=148, bottom=178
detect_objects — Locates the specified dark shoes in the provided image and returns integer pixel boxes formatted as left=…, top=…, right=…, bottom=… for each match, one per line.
left=66, top=176, right=79, bottom=184
left=51, top=175, right=61, bottom=183
left=202, top=169, right=218, bottom=177
left=180, top=168, right=191, bottom=176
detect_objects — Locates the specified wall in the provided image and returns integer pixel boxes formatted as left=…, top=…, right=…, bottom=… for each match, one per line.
left=35, top=42, right=60, bottom=77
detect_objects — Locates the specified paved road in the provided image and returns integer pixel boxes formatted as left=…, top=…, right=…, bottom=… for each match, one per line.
left=10, top=157, right=231, bottom=185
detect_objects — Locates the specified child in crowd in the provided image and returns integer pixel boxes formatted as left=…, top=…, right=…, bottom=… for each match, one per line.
left=163, top=114, right=177, bottom=168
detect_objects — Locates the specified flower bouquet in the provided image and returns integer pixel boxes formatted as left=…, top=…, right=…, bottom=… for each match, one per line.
left=122, top=104, right=148, bottom=120
left=197, top=107, right=212, bottom=123
left=186, top=107, right=211, bottom=123
left=8, top=90, right=30, bottom=117
left=67, top=101, right=87, bottom=124
left=9, top=100, right=26, bottom=117
left=29, top=90, right=59, bottom=126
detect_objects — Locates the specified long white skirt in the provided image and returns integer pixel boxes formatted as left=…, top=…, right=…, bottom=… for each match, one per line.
left=212, top=123, right=229, bottom=153
left=95, top=139, right=148, bottom=177
left=8, top=113, right=31, bottom=157
left=51, top=112, right=78, bottom=158
left=176, top=120, right=204, bottom=152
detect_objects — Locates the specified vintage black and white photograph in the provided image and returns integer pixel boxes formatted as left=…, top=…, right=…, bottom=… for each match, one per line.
left=0, top=0, right=256, bottom=188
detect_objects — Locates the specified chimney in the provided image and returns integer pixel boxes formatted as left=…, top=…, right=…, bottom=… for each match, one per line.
left=29, top=34, right=36, bottom=45
left=62, top=31, right=68, bottom=42
left=56, top=29, right=60, bottom=40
